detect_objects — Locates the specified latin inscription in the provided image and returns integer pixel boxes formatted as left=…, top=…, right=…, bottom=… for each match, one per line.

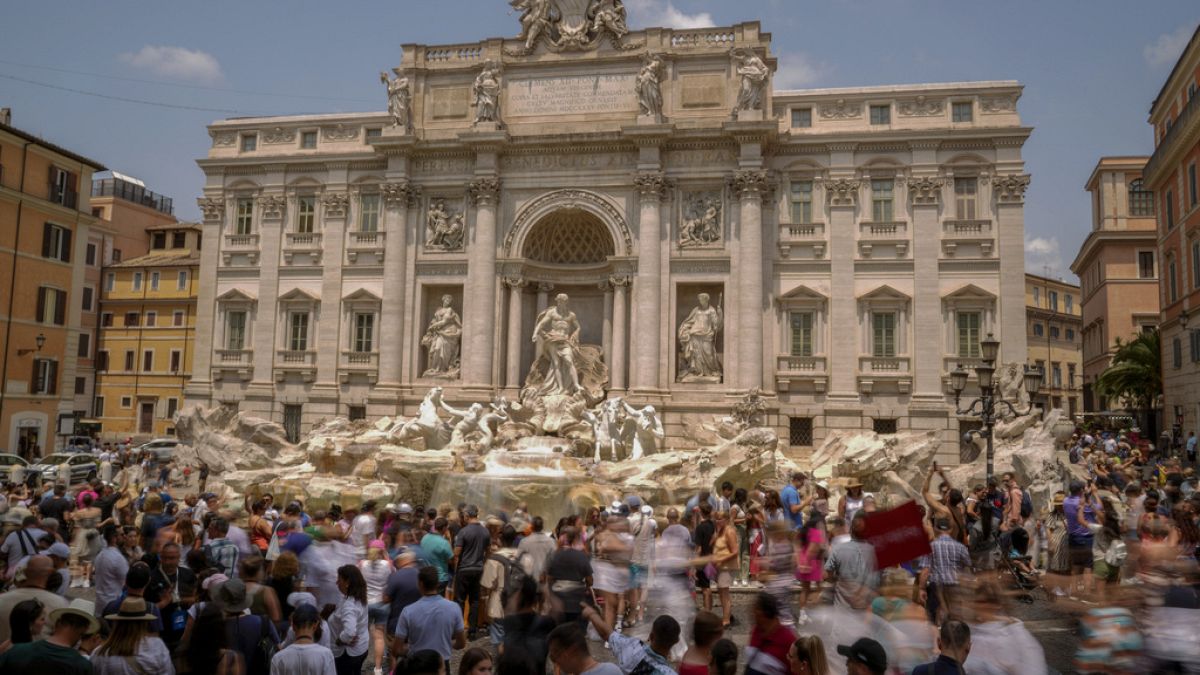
left=429, top=86, right=470, bottom=119
left=501, top=153, right=636, bottom=171
left=506, top=74, right=637, bottom=117
left=680, top=73, right=725, bottom=109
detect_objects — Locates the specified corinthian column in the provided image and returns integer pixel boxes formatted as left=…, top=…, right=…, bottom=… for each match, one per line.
left=378, top=182, right=418, bottom=388
left=610, top=275, right=630, bottom=391
left=504, top=276, right=526, bottom=389
left=733, top=169, right=768, bottom=390
left=632, top=171, right=667, bottom=392
left=462, top=177, right=501, bottom=388
left=187, top=197, right=224, bottom=399
left=315, top=191, right=350, bottom=385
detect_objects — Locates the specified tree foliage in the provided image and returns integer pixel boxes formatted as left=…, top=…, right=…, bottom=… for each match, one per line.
left=1095, top=330, right=1162, bottom=412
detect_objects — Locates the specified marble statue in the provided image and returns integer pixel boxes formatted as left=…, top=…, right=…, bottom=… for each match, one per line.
left=679, top=194, right=721, bottom=246
left=511, top=0, right=555, bottom=51
left=584, top=398, right=626, bottom=462
left=426, top=200, right=465, bottom=250
left=391, top=387, right=452, bottom=450
left=473, top=62, right=502, bottom=125
left=732, top=48, right=769, bottom=113
left=677, top=293, right=724, bottom=382
left=622, top=402, right=664, bottom=460
left=529, top=293, right=584, bottom=397
left=379, top=68, right=411, bottom=131
left=588, top=0, right=628, bottom=39
left=731, top=388, right=767, bottom=430
left=636, top=54, right=664, bottom=121
left=442, top=399, right=486, bottom=448
left=422, top=295, right=462, bottom=378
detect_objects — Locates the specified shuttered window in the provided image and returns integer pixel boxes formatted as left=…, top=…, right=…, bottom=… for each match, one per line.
left=957, top=312, right=981, bottom=358
left=872, top=312, right=896, bottom=357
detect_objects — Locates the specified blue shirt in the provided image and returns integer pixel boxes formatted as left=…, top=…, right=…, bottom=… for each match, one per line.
left=420, top=533, right=453, bottom=583
left=780, top=484, right=804, bottom=528
left=395, top=594, right=464, bottom=660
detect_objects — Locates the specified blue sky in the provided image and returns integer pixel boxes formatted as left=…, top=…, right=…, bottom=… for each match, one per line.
left=2, top=0, right=1197, bottom=280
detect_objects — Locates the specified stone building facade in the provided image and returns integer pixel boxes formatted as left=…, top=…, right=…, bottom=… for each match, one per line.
left=185, top=19, right=1031, bottom=454
left=1024, top=273, right=1082, bottom=416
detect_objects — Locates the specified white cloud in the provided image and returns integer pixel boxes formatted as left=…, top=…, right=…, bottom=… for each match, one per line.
left=118, top=45, right=223, bottom=84
left=625, top=0, right=715, bottom=30
left=774, top=52, right=827, bottom=90
left=1025, top=235, right=1066, bottom=277
left=1144, top=24, right=1193, bottom=68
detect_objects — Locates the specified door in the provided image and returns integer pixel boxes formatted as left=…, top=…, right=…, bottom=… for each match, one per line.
left=283, top=405, right=302, bottom=444
left=139, top=402, right=155, bottom=434
left=17, top=428, right=40, bottom=460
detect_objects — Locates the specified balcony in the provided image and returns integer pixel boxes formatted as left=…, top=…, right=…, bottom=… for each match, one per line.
left=212, top=349, right=253, bottom=381
left=857, top=356, right=912, bottom=394
left=346, top=230, right=386, bottom=263
left=942, top=219, right=994, bottom=257
left=222, top=233, right=260, bottom=265
left=774, top=354, right=827, bottom=393
left=339, top=351, right=379, bottom=384
left=91, top=177, right=174, bottom=215
left=777, top=222, right=826, bottom=258
left=283, top=232, right=323, bottom=264
left=858, top=221, right=908, bottom=258
left=275, top=349, right=316, bottom=382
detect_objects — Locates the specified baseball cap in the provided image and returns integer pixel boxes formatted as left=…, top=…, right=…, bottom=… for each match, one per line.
left=933, top=518, right=952, bottom=532
left=47, top=542, right=71, bottom=558
left=837, top=638, right=887, bottom=674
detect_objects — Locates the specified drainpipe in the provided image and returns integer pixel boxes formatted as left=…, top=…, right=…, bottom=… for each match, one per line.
left=0, top=140, right=34, bottom=451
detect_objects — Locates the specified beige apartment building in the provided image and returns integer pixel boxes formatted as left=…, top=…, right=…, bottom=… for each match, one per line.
left=1025, top=273, right=1082, bottom=415
left=1070, top=157, right=1160, bottom=412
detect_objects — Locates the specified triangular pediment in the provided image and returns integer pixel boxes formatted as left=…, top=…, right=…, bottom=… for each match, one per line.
left=857, top=284, right=910, bottom=301
left=278, top=288, right=320, bottom=302
left=216, top=288, right=256, bottom=302
left=342, top=288, right=382, bottom=302
left=943, top=283, right=996, bottom=301
left=777, top=285, right=828, bottom=302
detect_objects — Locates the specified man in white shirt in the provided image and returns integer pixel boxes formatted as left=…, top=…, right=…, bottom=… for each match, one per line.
left=93, top=525, right=130, bottom=612
left=350, top=501, right=378, bottom=557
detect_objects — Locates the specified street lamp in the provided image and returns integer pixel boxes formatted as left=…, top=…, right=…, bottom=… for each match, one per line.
left=951, top=332, right=1041, bottom=484
left=17, top=333, right=46, bottom=356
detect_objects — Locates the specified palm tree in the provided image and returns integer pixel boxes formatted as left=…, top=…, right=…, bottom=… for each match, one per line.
left=1095, top=329, right=1162, bottom=428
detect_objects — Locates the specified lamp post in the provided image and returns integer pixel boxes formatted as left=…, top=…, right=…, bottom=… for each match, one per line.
left=17, top=333, right=46, bottom=356
left=950, top=333, right=1043, bottom=484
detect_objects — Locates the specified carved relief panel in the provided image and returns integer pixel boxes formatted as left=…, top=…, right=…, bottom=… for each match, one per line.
left=678, top=190, right=724, bottom=248
left=424, top=196, right=467, bottom=252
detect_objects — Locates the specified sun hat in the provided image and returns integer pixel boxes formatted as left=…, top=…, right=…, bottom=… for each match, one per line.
left=104, top=597, right=157, bottom=622
left=215, top=578, right=252, bottom=613
left=49, top=598, right=101, bottom=634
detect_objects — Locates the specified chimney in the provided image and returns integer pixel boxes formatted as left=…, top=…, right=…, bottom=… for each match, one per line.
left=0, top=108, right=10, bottom=126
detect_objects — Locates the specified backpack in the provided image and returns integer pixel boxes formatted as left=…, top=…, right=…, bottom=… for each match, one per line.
left=1104, top=538, right=1128, bottom=568
left=490, top=552, right=528, bottom=604
left=248, top=614, right=277, bottom=674
left=1019, top=491, right=1033, bottom=519
left=1069, top=445, right=1082, bottom=464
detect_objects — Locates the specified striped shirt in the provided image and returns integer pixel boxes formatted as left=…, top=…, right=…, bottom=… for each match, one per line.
left=924, top=534, right=971, bottom=586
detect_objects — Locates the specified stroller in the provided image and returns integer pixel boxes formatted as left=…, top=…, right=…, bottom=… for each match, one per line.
left=996, top=528, right=1050, bottom=603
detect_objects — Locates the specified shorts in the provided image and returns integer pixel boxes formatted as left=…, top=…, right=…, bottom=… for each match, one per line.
left=368, top=601, right=390, bottom=625
left=1068, top=535, right=1094, bottom=568
left=1092, top=560, right=1120, bottom=582
left=716, top=570, right=733, bottom=589
left=630, top=563, right=648, bottom=589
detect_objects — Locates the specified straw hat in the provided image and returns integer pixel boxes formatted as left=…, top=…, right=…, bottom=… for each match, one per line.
left=104, top=597, right=157, bottom=622
left=50, top=598, right=101, bottom=634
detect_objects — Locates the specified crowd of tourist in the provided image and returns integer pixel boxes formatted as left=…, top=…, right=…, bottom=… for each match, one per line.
left=0, top=424, right=1196, bottom=674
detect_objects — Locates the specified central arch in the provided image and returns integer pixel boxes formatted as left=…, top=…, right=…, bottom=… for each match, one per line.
left=504, top=189, right=633, bottom=259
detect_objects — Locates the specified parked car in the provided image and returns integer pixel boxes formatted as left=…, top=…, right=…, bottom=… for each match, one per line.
left=60, top=436, right=95, bottom=453
left=133, top=438, right=180, bottom=463
left=0, top=454, right=29, bottom=483
left=29, top=453, right=99, bottom=485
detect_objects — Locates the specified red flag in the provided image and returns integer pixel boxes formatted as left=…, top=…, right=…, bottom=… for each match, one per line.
left=861, top=500, right=932, bottom=568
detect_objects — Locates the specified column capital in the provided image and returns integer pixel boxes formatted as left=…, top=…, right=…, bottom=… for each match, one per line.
left=992, top=174, right=1031, bottom=204
left=537, top=282, right=555, bottom=293
left=381, top=181, right=421, bottom=210
left=321, top=191, right=350, bottom=218
left=469, top=177, right=502, bottom=206
left=731, top=169, right=770, bottom=200
left=503, top=276, right=527, bottom=290
left=634, top=171, right=670, bottom=202
left=257, top=194, right=286, bottom=220
left=818, top=177, right=861, bottom=207
left=197, top=197, right=225, bottom=222
left=903, top=175, right=945, bottom=207
left=608, top=275, right=632, bottom=288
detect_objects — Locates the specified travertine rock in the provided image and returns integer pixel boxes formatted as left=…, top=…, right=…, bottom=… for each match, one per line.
left=174, top=405, right=305, bottom=473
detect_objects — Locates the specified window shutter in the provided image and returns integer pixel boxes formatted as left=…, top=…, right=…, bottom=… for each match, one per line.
left=60, top=227, right=71, bottom=262
left=47, top=360, right=57, bottom=395
left=42, top=222, right=52, bottom=258
left=54, top=289, right=67, bottom=325
left=35, top=287, right=46, bottom=323
left=47, top=165, right=56, bottom=195
left=31, top=359, right=40, bottom=393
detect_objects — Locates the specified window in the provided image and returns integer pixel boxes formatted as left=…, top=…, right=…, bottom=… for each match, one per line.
left=170, top=350, right=182, bottom=372
left=1034, top=360, right=1046, bottom=385
left=789, top=417, right=814, bottom=446
left=1169, top=259, right=1179, bottom=303
left=1066, top=328, right=1076, bottom=341
left=32, top=359, right=57, bottom=395
left=1167, top=189, right=1175, bottom=229
left=74, top=377, right=86, bottom=395
left=132, top=272, right=142, bottom=291
left=112, top=249, right=121, bottom=263
left=1129, top=179, right=1154, bottom=216
left=125, top=312, right=139, bottom=327
left=1050, top=325, right=1060, bottom=339
left=1033, top=322, right=1044, bottom=337
left=871, top=179, right=894, bottom=222
left=120, top=396, right=132, bottom=409
left=1173, top=337, right=1183, bottom=368
left=871, top=312, right=896, bottom=357
left=348, top=406, right=367, bottom=422
left=790, top=181, right=813, bottom=224
left=1048, top=290, right=1059, bottom=312
left=172, top=231, right=186, bottom=249
left=1191, top=163, right=1198, bottom=207
left=101, top=313, right=113, bottom=327
left=152, top=232, right=167, bottom=249
left=240, top=134, right=257, bottom=152
left=789, top=311, right=814, bottom=357
left=873, top=418, right=898, bottom=434
left=143, top=350, right=154, bottom=372
left=1065, top=294, right=1074, bottom=314
left=301, top=130, right=317, bottom=149
left=952, top=101, right=973, bottom=122
left=1193, top=240, right=1200, bottom=289
left=869, top=104, right=890, bottom=125
left=235, top=198, right=254, bottom=234
left=166, top=398, right=179, bottom=419
left=1139, top=251, right=1156, bottom=279
left=283, top=404, right=302, bottom=444
left=49, top=167, right=75, bottom=207
left=36, top=287, right=67, bottom=325
left=956, top=311, right=982, bottom=357
left=954, top=178, right=977, bottom=219
left=365, top=128, right=382, bottom=140
left=81, top=286, right=93, bottom=311
left=145, top=311, right=157, bottom=327
left=42, top=223, right=71, bottom=262
left=791, top=108, right=812, bottom=128
left=96, top=350, right=108, bottom=371
left=178, top=270, right=188, bottom=289
left=359, top=194, right=380, bottom=232
left=353, top=313, right=375, bottom=352
left=288, top=312, right=310, bottom=351
left=226, top=311, right=247, bottom=350
left=86, top=243, right=97, bottom=266
left=1032, top=286, right=1040, bottom=307
left=93, top=396, right=104, bottom=417
left=296, top=196, right=316, bottom=233
left=1068, top=363, right=1077, bottom=387
left=78, top=332, right=90, bottom=358
left=173, top=310, right=185, bottom=327
left=1190, top=330, right=1200, bottom=363
left=105, top=272, right=115, bottom=292
left=150, top=271, right=160, bottom=291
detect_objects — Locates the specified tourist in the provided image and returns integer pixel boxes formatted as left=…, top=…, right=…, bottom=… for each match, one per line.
left=711, top=511, right=739, bottom=628
left=1, top=515, right=47, bottom=580
left=745, top=593, right=796, bottom=675
left=839, top=481, right=866, bottom=523
left=458, top=646, right=493, bottom=675
left=183, top=602, right=243, bottom=674
left=835, top=638, right=888, bottom=675
left=394, top=566, right=466, bottom=669
left=91, top=597, right=175, bottom=675
left=358, top=539, right=394, bottom=675
left=824, top=513, right=879, bottom=610
left=46, top=541, right=72, bottom=594
left=351, top=500, right=378, bottom=558
left=627, top=503, right=656, bottom=624
left=146, top=541, right=196, bottom=654
left=217, top=578, right=280, bottom=672
left=515, top=514, right=556, bottom=584
left=794, top=512, right=826, bottom=625
left=421, top=517, right=454, bottom=593
left=1077, top=485, right=1125, bottom=602
left=0, top=555, right=66, bottom=643
left=330, top=564, right=369, bottom=675
left=592, top=512, right=632, bottom=634
left=693, top=502, right=716, bottom=611
left=203, top=517, right=239, bottom=578
left=759, top=520, right=796, bottom=625
left=269, top=602, right=336, bottom=674
left=0, top=597, right=98, bottom=674
left=452, top=505, right=490, bottom=639
left=247, top=499, right=273, bottom=556
left=544, top=526, right=592, bottom=625
left=581, top=602, right=679, bottom=674
left=499, top=576, right=556, bottom=671
left=481, top=524, right=520, bottom=645
left=1, top=598, right=45, bottom=651
left=100, top=563, right=165, bottom=634
left=787, top=635, right=829, bottom=675
left=781, top=472, right=809, bottom=530
left=92, top=525, right=130, bottom=613
left=239, top=555, right=283, bottom=625
left=267, top=550, right=302, bottom=622
left=912, top=620, right=971, bottom=675
left=547, top=622, right=620, bottom=675
left=678, top=611, right=724, bottom=675
left=917, top=518, right=972, bottom=624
